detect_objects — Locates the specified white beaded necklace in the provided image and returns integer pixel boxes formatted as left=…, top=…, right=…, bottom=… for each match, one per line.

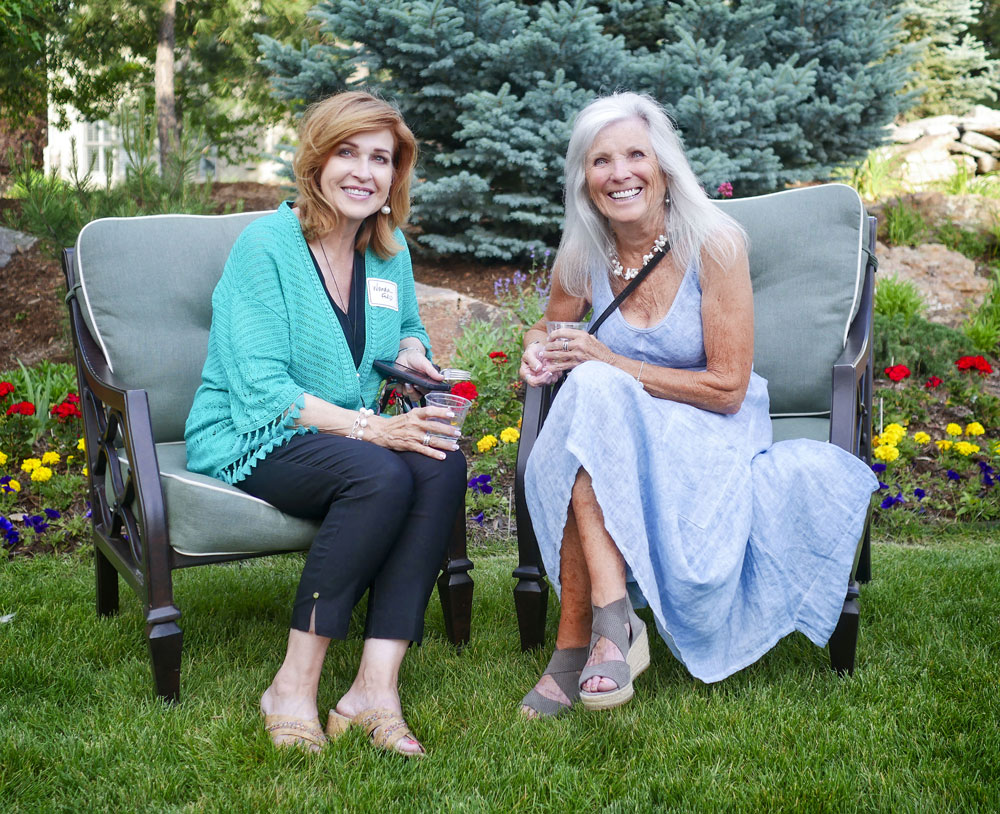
left=609, top=233, right=668, bottom=280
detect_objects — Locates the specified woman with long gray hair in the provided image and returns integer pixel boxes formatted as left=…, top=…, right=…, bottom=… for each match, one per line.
left=518, top=92, right=876, bottom=716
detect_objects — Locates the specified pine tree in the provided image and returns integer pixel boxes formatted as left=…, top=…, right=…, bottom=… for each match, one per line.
left=900, top=0, right=1000, bottom=115
left=259, top=0, right=915, bottom=260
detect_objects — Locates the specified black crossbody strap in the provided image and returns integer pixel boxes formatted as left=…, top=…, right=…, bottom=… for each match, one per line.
left=588, top=242, right=670, bottom=336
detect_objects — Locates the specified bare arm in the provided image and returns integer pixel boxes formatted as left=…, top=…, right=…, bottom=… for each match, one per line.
left=629, top=245, right=753, bottom=413
left=519, top=262, right=590, bottom=387
left=296, top=393, right=460, bottom=460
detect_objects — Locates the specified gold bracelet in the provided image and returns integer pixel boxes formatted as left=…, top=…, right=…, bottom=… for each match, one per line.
left=636, top=361, right=645, bottom=385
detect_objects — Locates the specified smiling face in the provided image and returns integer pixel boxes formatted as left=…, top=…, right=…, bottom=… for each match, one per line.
left=584, top=117, right=667, bottom=233
left=316, top=128, right=395, bottom=229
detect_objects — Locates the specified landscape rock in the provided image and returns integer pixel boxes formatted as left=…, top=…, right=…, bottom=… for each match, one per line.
left=0, top=226, right=37, bottom=269
left=414, top=281, right=509, bottom=364
left=960, top=130, right=1000, bottom=154
left=876, top=241, right=987, bottom=326
left=896, top=134, right=966, bottom=185
left=950, top=141, right=993, bottom=162
left=959, top=105, right=1000, bottom=140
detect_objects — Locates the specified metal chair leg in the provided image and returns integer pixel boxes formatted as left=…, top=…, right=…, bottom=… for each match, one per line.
left=828, top=581, right=860, bottom=676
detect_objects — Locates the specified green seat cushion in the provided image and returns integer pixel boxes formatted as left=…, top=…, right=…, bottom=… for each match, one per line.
left=770, top=416, right=830, bottom=444
left=74, top=211, right=271, bottom=443
left=717, top=184, right=866, bottom=418
left=118, top=442, right=317, bottom=557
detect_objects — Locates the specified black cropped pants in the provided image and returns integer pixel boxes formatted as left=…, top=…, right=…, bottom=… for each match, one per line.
left=236, top=433, right=466, bottom=644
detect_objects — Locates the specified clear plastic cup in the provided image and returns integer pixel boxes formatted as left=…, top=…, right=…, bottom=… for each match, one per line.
left=424, top=392, right=472, bottom=437
left=546, top=320, right=589, bottom=337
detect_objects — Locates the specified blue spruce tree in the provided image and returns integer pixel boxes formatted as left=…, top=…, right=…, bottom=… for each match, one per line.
left=259, top=0, right=914, bottom=260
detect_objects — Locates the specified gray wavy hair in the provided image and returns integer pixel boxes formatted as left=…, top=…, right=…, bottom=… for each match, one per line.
left=556, top=92, right=747, bottom=298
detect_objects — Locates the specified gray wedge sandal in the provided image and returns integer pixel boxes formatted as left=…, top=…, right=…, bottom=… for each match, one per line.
left=520, top=645, right=589, bottom=718
left=578, top=596, right=650, bottom=711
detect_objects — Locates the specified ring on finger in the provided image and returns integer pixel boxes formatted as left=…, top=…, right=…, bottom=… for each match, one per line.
left=562, top=339, right=570, bottom=352
left=422, top=431, right=431, bottom=446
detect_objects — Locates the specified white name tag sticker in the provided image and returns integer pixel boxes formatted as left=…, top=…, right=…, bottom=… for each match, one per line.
left=367, top=278, right=398, bottom=311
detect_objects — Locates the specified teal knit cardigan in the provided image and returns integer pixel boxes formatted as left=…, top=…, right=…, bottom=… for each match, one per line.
left=184, top=202, right=431, bottom=484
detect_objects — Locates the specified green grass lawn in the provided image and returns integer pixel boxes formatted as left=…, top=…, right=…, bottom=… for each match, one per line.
left=2, top=531, right=999, bottom=812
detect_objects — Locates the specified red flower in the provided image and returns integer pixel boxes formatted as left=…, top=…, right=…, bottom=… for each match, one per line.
left=50, top=401, right=83, bottom=421
left=451, top=381, right=478, bottom=400
left=924, top=376, right=943, bottom=389
left=956, top=355, right=993, bottom=376
left=489, top=351, right=508, bottom=365
left=386, top=389, right=400, bottom=406
left=717, top=181, right=734, bottom=198
left=5, top=401, right=36, bottom=416
left=884, top=364, right=911, bottom=382
left=65, top=392, right=80, bottom=404
left=0, top=381, right=13, bottom=399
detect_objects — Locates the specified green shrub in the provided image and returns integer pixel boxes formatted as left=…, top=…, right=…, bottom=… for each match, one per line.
left=883, top=200, right=928, bottom=247
left=834, top=147, right=905, bottom=201
left=2, top=98, right=225, bottom=255
left=874, top=274, right=926, bottom=325
left=936, top=222, right=990, bottom=260
left=874, top=312, right=973, bottom=377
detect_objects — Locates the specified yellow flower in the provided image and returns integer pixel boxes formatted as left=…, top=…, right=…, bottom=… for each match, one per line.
left=476, top=435, right=498, bottom=453
left=955, top=442, right=981, bottom=457
left=883, top=422, right=905, bottom=437
left=913, top=432, right=931, bottom=444
left=0, top=450, right=7, bottom=466
left=82, top=466, right=88, bottom=477
left=873, top=445, right=900, bottom=462
left=77, top=437, right=86, bottom=451
left=946, top=423, right=962, bottom=437
left=517, top=417, right=522, bottom=430
left=30, top=466, right=53, bottom=483
left=41, top=451, right=60, bottom=466
left=936, top=439, right=953, bottom=451
left=20, top=458, right=41, bottom=473
left=871, top=434, right=880, bottom=447
left=66, top=455, right=74, bottom=464
left=965, top=422, right=985, bottom=437
left=7, top=479, right=20, bottom=492
left=500, top=427, right=520, bottom=444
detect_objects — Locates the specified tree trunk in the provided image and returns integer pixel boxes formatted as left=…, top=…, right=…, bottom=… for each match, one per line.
left=154, top=0, right=178, bottom=174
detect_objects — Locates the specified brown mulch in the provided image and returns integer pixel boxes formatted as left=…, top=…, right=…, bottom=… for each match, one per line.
left=0, top=242, right=70, bottom=370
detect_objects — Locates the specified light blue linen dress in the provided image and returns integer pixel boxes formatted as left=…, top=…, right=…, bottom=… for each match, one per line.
left=524, top=256, right=878, bottom=683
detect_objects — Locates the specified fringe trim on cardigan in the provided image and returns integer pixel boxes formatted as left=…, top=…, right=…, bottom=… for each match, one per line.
left=219, top=394, right=313, bottom=485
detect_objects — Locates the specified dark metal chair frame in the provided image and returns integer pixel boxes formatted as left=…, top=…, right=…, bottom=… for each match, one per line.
left=512, top=216, right=877, bottom=675
left=61, top=247, right=474, bottom=703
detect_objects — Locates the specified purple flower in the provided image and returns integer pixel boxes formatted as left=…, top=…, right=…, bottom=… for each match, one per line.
left=44, top=508, right=61, bottom=520
left=85, top=502, right=92, bottom=519
left=467, top=474, right=493, bottom=494
left=3, top=529, right=19, bottom=546
left=472, top=511, right=484, bottom=526
left=871, top=463, right=887, bottom=473
left=946, top=469, right=961, bottom=481
left=880, top=491, right=905, bottom=509
left=979, top=461, right=995, bottom=487
left=913, top=488, right=926, bottom=500
left=24, top=514, right=48, bottom=533
left=878, top=480, right=888, bottom=491
left=0, top=516, right=13, bottom=533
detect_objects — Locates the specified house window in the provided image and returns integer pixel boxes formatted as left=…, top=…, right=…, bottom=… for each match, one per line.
left=84, top=121, right=118, bottom=179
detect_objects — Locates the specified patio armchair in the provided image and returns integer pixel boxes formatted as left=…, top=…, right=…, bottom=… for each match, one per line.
left=61, top=211, right=473, bottom=703
left=513, top=183, right=876, bottom=675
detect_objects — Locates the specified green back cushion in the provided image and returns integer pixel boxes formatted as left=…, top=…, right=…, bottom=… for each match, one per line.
left=717, top=184, right=866, bottom=416
left=74, top=211, right=271, bottom=442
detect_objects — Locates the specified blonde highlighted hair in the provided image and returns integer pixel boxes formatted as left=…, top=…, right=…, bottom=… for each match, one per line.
left=557, top=92, right=746, bottom=298
left=293, top=91, right=417, bottom=259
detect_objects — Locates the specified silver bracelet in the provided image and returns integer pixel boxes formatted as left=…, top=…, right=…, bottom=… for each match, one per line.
left=349, top=407, right=374, bottom=440
left=636, top=361, right=645, bottom=385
